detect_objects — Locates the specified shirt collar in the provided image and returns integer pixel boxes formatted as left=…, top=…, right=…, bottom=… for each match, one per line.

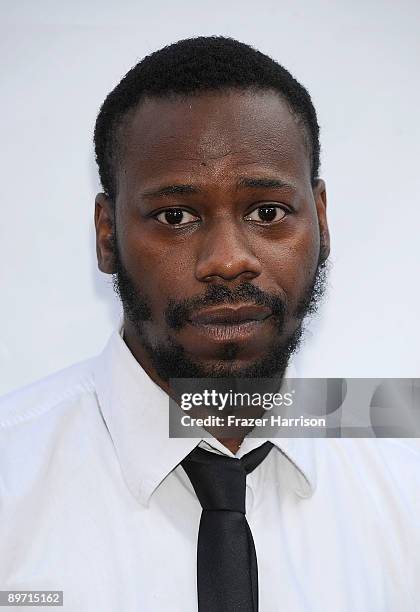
left=94, top=322, right=317, bottom=506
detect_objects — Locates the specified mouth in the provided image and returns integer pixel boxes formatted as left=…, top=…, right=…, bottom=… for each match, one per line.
left=189, top=304, right=272, bottom=325
left=187, top=304, right=273, bottom=342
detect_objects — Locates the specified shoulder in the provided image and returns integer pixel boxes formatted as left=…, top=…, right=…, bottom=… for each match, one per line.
left=0, top=358, right=113, bottom=522
left=314, top=437, right=420, bottom=509
left=0, top=358, right=105, bottom=498
left=317, top=436, right=420, bottom=467
left=0, top=358, right=98, bottom=430
left=315, top=437, right=420, bottom=473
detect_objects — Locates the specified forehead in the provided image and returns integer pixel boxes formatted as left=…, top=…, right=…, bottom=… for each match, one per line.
left=116, top=89, right=312, bottom=193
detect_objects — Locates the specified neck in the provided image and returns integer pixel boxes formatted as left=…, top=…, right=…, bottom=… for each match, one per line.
left=219, top=438, right=243, bottom=454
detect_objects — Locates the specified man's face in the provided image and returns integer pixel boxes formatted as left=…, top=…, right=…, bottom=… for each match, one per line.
left=95, top=89, right=330, bottom=381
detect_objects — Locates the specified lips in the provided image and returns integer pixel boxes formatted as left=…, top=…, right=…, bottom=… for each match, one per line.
left=189, top=304, right=272, bottom=325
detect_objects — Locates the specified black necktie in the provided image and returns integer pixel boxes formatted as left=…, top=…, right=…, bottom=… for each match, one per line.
left=181, top=441, right=274, bottom=612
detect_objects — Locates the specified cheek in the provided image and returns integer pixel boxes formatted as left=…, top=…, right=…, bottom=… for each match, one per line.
left=121, top=227, right=196, bottom=308
left=262, top=222, right=320, bottom=307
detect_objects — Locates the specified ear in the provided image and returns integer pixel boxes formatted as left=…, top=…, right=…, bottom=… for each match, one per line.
left=312, top=179, right=330, bottom=263
left=95, top=193, right=116, bottom=274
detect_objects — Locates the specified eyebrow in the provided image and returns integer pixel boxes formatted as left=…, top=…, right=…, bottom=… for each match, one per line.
left=236, top=176, right=294, bottom=190
left=141, top=184, right=199, bottom=198
left=141, top=176, right=294, bottom=199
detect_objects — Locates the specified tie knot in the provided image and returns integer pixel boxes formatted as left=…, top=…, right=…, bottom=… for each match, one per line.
left=181, top=442, right=273, bottom=513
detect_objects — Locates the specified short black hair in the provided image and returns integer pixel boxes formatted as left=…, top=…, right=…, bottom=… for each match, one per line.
left=94, top=36, right=320, bottom=201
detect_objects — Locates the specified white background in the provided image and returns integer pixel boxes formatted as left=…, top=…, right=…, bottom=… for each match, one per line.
left=1, top=0, right=419, bottom=395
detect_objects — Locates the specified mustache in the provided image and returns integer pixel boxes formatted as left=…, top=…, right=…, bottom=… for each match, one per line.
left=165, top=282, right=287, bottom=330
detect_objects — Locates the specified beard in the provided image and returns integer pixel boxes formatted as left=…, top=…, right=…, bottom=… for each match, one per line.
left=112, top=235, right=328, bottom=382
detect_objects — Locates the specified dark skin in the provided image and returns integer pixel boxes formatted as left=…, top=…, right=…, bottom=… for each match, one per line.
left=95, top=89, right=330, bottom=453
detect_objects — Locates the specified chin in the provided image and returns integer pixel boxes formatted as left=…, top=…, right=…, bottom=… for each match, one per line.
left=183, top=353, right=288, bottom=380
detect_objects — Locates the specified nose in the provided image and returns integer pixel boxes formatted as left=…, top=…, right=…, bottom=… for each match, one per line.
left=195, top=220, right=262, bottom=283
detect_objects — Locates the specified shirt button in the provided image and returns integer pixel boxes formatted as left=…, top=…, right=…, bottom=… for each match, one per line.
left=245, top=484, right=254, bottom=514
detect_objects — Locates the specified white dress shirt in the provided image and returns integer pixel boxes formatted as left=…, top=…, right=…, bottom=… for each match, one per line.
left=1, top=325, right=419, bottom=611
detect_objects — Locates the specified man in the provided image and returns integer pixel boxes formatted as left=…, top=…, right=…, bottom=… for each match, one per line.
left=0, top=36, right=419, bottom=611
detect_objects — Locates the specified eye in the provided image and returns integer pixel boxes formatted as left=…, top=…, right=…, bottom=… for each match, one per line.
left=244, top=205, right=287, bottom=224
left=154, top=208, right=199, bottom=225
